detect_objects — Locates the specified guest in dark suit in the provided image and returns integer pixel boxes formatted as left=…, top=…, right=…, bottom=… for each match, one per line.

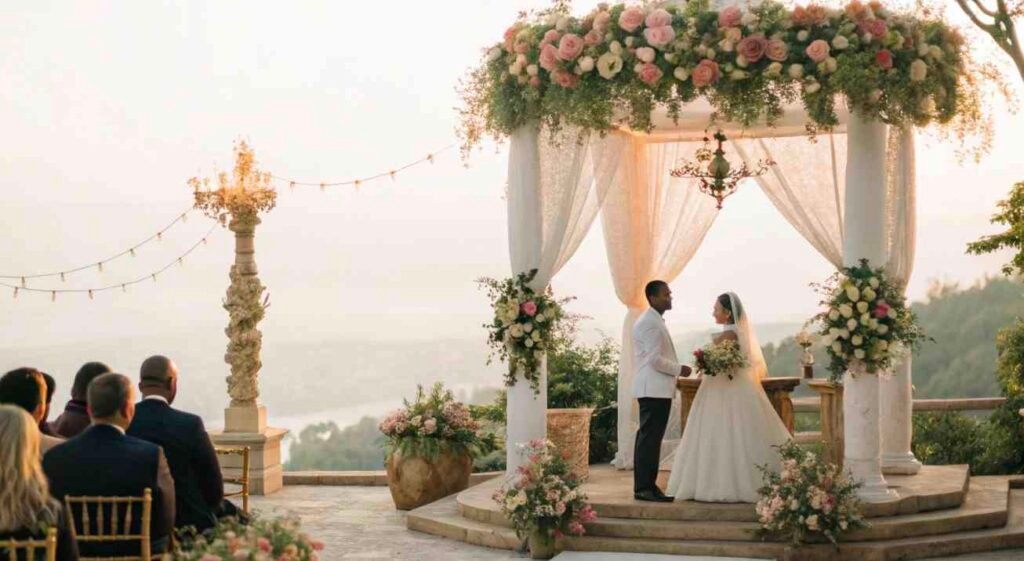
left=0, top=368, right=63, bottom=455
left=128, top=355, right=230, bottom=533
left=0, top=405, right=79, bottom=561
left=39, top=372, right=58, bottom=437
left=52, top=362, right=110, bottom=438
left=43, top=373, right=175, bottom=557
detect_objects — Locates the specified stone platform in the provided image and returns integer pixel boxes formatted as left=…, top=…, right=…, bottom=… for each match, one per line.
left=408, top=465, right=1024, bottom=561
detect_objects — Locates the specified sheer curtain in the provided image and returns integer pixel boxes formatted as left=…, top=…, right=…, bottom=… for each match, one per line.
left=505, top=123, right=625, bottom=474
left=602, top=135, right=719, bottom=469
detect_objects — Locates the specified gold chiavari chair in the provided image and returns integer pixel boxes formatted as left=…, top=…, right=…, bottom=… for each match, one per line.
left=64, top=488, right=152, bottom=561
left=215, top=446, right=250, bottom=515
left=0, top=527, right=57, bottom=561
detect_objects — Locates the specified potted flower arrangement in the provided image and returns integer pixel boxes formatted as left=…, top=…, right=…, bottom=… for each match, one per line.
left=379, top=383, right=495, bottom=510
left=173, top=513, right=324, bottom=561
left=812, top=259, right=927, bottom=382
left=493, top=440, right=597, bottom=559
left=693, top=339, right=748, bottom=380
left=756, top=441, right=867, bottom=547
left=479, top=269, right=570, bottom=393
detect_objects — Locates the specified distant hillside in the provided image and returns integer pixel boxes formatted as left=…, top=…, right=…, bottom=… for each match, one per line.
left=763, top=278, right=1024, bottom=398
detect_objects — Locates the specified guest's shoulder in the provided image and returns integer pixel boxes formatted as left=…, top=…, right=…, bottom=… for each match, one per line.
left=122, top=433, right=163, bottom=457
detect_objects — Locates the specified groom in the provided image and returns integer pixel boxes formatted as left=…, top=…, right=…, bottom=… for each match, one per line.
left=632, top=280, right=691, bottom=502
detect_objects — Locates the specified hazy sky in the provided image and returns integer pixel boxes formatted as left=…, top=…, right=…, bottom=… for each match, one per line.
left=1, top=0, right=1021, bottom=354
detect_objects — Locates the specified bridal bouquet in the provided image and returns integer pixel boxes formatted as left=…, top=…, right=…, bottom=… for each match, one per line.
left=756, top=441, right=866, bottom=546
left=693, top=340, right=747, bottom=380
left=172, top=513, right=324, bottom=561
left=812, top=259, right=927, bottom=382
left=378, top=383, right=494, bottom=460
left=493, top=440, right=597, bottom=550
left=479, top=268, right=571, bottom=393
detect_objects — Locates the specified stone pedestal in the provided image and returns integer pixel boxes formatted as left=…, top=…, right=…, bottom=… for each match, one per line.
left=212, top=405, right=287, bottom=495
left=882, top=358, right=922, bottom=475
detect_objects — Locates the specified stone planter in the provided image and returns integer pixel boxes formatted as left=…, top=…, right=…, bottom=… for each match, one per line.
left=546, top=408, right=594, bottom=481
left=385, top=448, right=472, bottom=510
left=528, top=530, right=557, bottom=559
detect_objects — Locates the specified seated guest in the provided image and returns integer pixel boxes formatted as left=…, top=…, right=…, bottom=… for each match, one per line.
left=129, top=356, right=232, bottom=533
left=0, top=405, right=79, bottom=561
left=0, top=368, right=64, bottom=455
left=52, top=362, right=110, bottom=438
left=43, top=373, right=175, bottom=557
left=39, top=372, right=58, bottom=436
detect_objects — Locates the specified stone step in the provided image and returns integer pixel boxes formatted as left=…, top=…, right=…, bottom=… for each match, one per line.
left=407, top=493, right=521, bottom=551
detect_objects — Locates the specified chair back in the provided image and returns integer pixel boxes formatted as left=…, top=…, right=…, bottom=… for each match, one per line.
left=215, top=446, right=250, bottom=514
left=64, top=489, right=152, bottom=561
left=0, top=527, right=57, bottom=561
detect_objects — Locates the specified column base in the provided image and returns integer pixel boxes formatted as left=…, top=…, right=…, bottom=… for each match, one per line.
left=210, top=427, right=289, bottom=495
left=882, top=451, right=923, bottom=475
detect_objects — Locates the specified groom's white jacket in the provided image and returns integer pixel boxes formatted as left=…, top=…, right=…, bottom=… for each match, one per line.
left=632, top=308, right=682, bottom=399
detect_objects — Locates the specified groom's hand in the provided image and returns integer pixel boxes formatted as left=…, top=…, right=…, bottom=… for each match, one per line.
left=679, top=365, right=692, bottom=378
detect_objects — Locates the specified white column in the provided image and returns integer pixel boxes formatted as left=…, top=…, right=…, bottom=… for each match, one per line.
left=505, top=124, right=547, bottom=476
left=842, top=115, right=899, bottom=502
left=881, top=358, right=922, bottom=474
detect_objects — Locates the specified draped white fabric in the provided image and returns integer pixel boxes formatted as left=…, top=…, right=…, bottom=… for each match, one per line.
left=601, top=136, right=719, bottom=469
left=504, top=123, right=625, bottom=475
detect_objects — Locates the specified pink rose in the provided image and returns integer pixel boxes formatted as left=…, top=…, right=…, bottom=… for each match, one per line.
left=805, top=39, right=830, bottom=63
left=691, top=59, right=721, bottom=87
left=539, top=44, right=560, bottom=72
left=557, top=70, right=581, bottom=88
left=643, top=25, right=676, bottom=48
left=766, top=39, right=789, bottom=62
left=593, top=11, right=611, bottom=33
left=557, top=33, right=584, bottom=61
left=718, top=6, right=743, bottom=28
left=737, top=33, right=768, bottom=62
left=618, top=7, right=644, bottom=32
left=543, top=29, right=562, bottom=44
left=258, top=538, right=272, bottom=553
left=645, top=8, right=672, bottom=29
left=858, top=18, right=888, bottom=39
left=529, top=75, right=541, bottom=87
left=200, top=555, right=221, bottom=561
left=637, top=62, right=664, bottom=86
left=584, top=29, right=603, bottom=46
left=873, top=301, right=891, bottom=318
left=793, top=5, right=829, bottom=27
left=875, top=49, right=893, bottom=69
left=503, top=25, right=519, bottom=52
left=521, top=301, right=538, bottom=316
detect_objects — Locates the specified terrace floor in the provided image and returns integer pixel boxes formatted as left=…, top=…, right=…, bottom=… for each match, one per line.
left=251, top=485, right=1024, bottom=561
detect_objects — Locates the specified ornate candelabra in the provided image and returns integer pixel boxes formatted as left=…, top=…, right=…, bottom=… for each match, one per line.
left=670, top=130, right=773, bottom=209
left=796, top=330, right=815, bottom=379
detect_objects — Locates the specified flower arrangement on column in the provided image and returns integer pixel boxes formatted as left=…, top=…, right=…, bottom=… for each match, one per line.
left=811, top=259, right=927, bottom=382
left=190, top=141, right=277, bottom=406
left=756, top=440, right=866, bottom=546
left=459, top=0, right=983, bottom=155
left=493, top=439, right=597, bottom=559
left=478, top=269, right=571, bottom=393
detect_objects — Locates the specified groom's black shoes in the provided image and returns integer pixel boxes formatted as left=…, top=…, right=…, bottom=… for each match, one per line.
left=634, top=489, right=673, bottom=503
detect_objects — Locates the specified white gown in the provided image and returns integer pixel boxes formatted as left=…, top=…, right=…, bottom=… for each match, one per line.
left=665, top=321, right=792, bottom=503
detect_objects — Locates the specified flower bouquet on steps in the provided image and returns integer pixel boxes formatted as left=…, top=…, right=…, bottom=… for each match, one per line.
left=755, top=441, right=866, bottom=547
left=493, top=439, right=597, bottom=559
left=171, top=512, right=324, bottom=561
left=693, top=339, right=747, bottom=380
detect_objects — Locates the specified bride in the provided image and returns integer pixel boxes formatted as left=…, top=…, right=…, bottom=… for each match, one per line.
left=665, top=292, right=792, bottom=503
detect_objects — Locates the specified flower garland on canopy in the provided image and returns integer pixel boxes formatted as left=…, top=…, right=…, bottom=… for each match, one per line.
left=459, top=0, right=981, bottom=154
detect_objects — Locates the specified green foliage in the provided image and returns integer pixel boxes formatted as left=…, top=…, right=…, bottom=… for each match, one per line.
left=911, top=411, right=988, bottom=467
left=285, top=418, right=384, bottom=471
left=547, top=335, right=619, bottom=464
left=968, top=181, right=1024, bottom=277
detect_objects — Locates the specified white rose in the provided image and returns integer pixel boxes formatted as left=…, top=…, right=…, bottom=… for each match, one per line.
left=766, top=62, right=783, bottom=77
left=821, top=56, right=838, bottom=74
left=928, top=45, right=943, bottom=60
left=831, top=341, right=843, bottom=353
left=527, top=64, right=539, bottom=76
left=597, top=52, right=624, bottom=79
left=806, top=514, right=820, bottom=531
left=510, top=324, right=524, bottom=338
left=847, top=318, right=858, bottom=331
left=839, top=304, right=854, bottom=318
left=523, top=322, right=534, bottom=333
left=876, top=324, right=889, bottom=335
left=525, top=338, right=535, bottom=348
left=919, top=96, right=936, bottom=114
left=788, top=64, right=805, bottom=79
left=579, top=56, right=595, bottom=73
left=609, top=40, right=623, bottom=55
left=718, top=38, right=735, bottom=52
left=535, top=313, right=546, bottom=323
left=845, top=285, right=861, bottom=302
left=910, top=59, right=928, bottom=82
left=705, top=48, right=717, bottom=59
left=625, top=36, right=635, bottom=48
left=918, top=42, right=930, bottom=57
left=854, top=349, right=866, bottom=360
left=730, top=69, right=749, bottom=81
left=636, top=47, right=656, bottom=63
left=556, top=16, right=570, bottom=31
left=487, top=47, right=503, bottom=62
left=742, top=12, right=758, bottom=27
left=839, top=328, right=850, bottom=339
left=797, top=30, right=810, bottom=42
left=832, top=35, right=850, bottom=50
left=863, top=288, right=877, bottom=302
left=673, top=66, right=690, bottom=81
left=532, top=330, right=542, bottom=341
left=790, top=500, right=800, bottom=511
left=869, top=277, right=879, bottom=289
left=736, top=54, right=749, bottom=68
left=828, top=309, right=841, bottom=321
left=509, top=62, right=523, bottom=75
left=852, top=335, right=863, bottom=347
left=861, top=313, right=871, bottom=325
left=877, top=340, right=889, bottom=350
left=857, top=301, right=869, bottom=314
left=516, top=54, right=527, bottom=66
left=887, top=307, right=898, bottom=318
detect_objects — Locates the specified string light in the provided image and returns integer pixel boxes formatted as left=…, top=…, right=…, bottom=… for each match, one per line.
left=0, top=207, right=197, bottom=286
left=0, top=223, right=217, bottom=300
left=271, top=144, right=453, bottom=190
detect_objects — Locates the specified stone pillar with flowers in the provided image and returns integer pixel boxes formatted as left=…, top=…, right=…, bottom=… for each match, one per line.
left=191, top=141, right=287, bottom=495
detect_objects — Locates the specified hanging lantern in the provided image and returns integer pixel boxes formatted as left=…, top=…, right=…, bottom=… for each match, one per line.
left=670, top=130, right=773, bottom=209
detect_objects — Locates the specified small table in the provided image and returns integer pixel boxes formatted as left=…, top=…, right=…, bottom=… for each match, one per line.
left=677, top=376, right=802, bottom=436
left=807, top=379, right=845, bottom=468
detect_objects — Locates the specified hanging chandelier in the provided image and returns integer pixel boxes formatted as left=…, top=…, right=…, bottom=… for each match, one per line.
left=670, top=130, right=774, bottom=209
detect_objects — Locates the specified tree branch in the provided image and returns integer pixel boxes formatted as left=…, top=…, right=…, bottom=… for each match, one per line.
left=956, top=0, right=998, bottom=33
left=973, top=0, right=998, bottom=17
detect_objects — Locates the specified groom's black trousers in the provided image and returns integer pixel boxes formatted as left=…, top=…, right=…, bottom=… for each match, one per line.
left=634, top=397, right=672, bottom=494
